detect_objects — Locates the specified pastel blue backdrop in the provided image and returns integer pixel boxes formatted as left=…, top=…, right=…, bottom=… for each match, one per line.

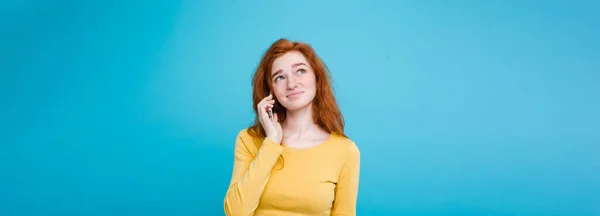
left=1, top=0, right=598, bottom=215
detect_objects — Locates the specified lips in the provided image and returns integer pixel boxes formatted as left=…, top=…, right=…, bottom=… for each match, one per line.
left=286, top=91, right=304, bottom=98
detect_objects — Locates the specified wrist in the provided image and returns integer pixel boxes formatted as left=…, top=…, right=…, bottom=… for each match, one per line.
left=266, top=135, right=281, bottom=144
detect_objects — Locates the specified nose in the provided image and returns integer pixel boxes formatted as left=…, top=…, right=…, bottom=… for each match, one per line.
left=286, top=75, right=298, bottom=90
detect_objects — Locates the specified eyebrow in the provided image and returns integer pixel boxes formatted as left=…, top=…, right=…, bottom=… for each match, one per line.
left=272, top=63, right=308, bottom=79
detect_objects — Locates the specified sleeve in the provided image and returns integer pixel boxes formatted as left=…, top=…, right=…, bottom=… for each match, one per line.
left=330, top=143, right=361, bottom=216
left=223, top=133, right=284, bottom=216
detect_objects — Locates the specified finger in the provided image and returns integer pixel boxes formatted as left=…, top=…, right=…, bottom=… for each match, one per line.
left=257, top=102, right=266, bottom=115
left=258, top=99, right=272, bottom=110
left=261, top=95, right=271, bottom=103
left=260, top=103, right=274, bottom=113
left=263, top=100, right=274, bottom=107
left=259, top=104, right=270, bottom=119
left=259, top=94, right=272, bottom=103
left=273, top=113, right=278, bottom=122
left=258, top=98, right=274, bottom=109
left=257, top=103, right=265, bottom=116
left=259, top=97, right=271, bottom=105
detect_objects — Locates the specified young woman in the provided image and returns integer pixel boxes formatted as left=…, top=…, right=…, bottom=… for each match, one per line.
left=224, top=38, right=360, bottom=216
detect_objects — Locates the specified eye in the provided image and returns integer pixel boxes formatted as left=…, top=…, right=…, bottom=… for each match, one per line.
left=274, top=76, right=285, bottom=82
left=297, top=69, right=306, bottom=74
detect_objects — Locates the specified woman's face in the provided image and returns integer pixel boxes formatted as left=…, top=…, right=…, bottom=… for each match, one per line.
left=270, top=51, right=317, bottom=112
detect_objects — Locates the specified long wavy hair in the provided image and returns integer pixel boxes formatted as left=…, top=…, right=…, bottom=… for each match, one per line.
left=247, top=38, right=346, bottom=139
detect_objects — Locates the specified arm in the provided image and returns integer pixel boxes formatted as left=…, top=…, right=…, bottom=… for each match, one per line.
left=224, top=134, right=284, bottom=216
left=331, top=143, right=361, bottom=216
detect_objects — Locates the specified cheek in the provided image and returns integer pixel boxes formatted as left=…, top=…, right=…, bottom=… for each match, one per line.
left=272, top=81, right=284, bottom=90
left=305, top=74, right=317, bottom=90
left=272, top=83, right=286, bottom=98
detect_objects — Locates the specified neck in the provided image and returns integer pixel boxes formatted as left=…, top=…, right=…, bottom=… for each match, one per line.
left=282, top=104, right=319, bottom=139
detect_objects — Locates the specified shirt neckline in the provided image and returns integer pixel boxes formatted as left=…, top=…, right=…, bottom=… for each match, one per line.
left=282, top=132, right=335, bottom=152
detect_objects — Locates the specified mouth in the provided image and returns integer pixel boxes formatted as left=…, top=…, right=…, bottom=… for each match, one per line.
left=286, top=91, right=304, bottom=98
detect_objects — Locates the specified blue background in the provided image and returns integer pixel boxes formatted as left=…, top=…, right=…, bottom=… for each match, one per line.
left=1, top=0, right=599, bottom=215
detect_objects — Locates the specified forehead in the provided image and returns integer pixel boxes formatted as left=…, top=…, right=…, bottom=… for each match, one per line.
left=271, top=51, right=310, bottom=74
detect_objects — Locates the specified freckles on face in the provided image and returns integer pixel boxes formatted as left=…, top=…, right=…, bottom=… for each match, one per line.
left=269, top=51, right=317, bottom=109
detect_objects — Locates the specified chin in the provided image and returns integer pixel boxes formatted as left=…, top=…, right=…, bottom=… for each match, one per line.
left=281, top=99, right=312, bottom=112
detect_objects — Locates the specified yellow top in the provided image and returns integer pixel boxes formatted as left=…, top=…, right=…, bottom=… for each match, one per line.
left=224, top=129, right=361, bottom=216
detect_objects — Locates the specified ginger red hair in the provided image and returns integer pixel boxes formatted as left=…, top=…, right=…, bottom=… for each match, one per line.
left=247, top=38, right=347, bottom=138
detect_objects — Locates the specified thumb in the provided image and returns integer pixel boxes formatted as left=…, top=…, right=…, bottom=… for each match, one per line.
left=273, top=113, right=279, bottom=123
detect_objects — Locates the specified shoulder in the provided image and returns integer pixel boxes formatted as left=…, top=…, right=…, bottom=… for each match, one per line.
left=330, top=133, right=360, bottom=158
left=234, top=128, right=263, bottom=155
left=236, top=128, right=251, bottom=140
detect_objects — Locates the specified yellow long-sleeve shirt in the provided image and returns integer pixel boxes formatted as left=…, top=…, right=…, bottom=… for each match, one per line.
left=224, top=129, right=360, bottom=216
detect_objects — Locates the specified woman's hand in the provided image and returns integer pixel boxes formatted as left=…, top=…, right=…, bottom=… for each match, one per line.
left=258, top=94, right=283, bottom=144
